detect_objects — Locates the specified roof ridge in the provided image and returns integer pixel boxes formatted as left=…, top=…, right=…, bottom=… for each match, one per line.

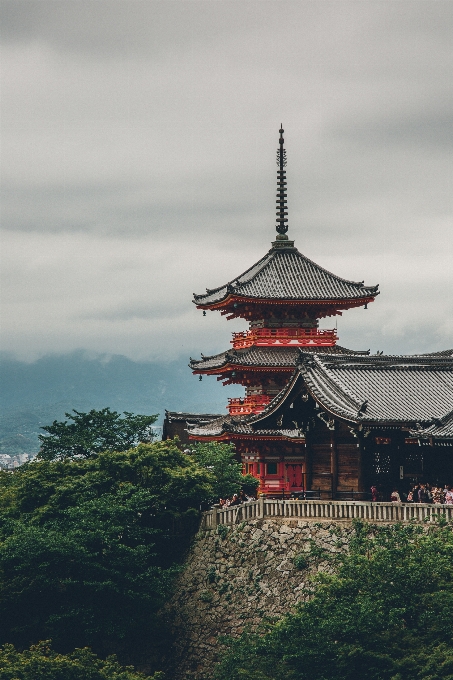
left=313, top=352, right=453, bottom=366
left=194, top=250, right=273, bottom=300
left=243, top=370, right=303, bottom=424
left=303, top=355, right=364, bottom=416
left=188, top=350, right=227, bottom=365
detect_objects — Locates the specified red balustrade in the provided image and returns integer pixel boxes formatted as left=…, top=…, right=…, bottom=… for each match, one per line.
left=231, top=327, right=338, bottom=349
left=227, top=394, right=271, bottom=415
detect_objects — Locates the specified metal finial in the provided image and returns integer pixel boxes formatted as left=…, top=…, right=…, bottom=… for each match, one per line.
left=276, top=126, right=288, bottom=235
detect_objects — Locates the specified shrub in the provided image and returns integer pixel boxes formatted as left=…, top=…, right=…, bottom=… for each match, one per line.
left=0, top=641, right=162, bottom=679
left=293, top=554, right=309, bottom=570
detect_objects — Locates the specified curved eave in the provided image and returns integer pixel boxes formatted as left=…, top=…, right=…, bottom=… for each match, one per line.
left=188, top=432, right=306, bottom=442
left=192, top=245, right=380, bottom=308
left=235, top=370, right=304, bottom=427
left=411, top=409, right=453, bottom=441
left=189, top=346, right=372, bottom=373
left=189, top=345, right=371, bottom=374
left=194, top=293, right=378, bottom=312
left=191, top=363, right=295, bottom=376
left=188, top=433, right=231, bottom=442
left=299, top=363, right=363, bottom=424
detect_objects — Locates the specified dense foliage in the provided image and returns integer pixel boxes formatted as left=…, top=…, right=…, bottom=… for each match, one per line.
left=38, top=408, right=158, bottom=460
left=0, top=440, right=217, bottom=667
left=192, top=442, right=259, bottom=501
left=0, top=641, right=162, bottom=680
left=215, top=520, right=453, bottom=680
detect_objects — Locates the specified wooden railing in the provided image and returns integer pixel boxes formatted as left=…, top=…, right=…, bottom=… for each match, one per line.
left=201, top=499, right=453, bottom=528
left=227, top=395, right=271, bottom=415
left=231, top=328, right=338, bottom=349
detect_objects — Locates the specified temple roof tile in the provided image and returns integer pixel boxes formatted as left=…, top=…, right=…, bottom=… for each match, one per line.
left=189, top=344, right=370, bottom=372
left=188, top=350, right=453, bottom=438
left=298, top=351, right=453, bottom=425
left=193, top=245, right=379, bottom=307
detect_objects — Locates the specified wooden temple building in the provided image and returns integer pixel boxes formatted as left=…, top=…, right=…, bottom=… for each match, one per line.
left=164, top=128, right=453, bottom=499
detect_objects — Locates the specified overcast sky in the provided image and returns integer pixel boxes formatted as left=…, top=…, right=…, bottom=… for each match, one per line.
left=1, top=0, right=452, bottom=363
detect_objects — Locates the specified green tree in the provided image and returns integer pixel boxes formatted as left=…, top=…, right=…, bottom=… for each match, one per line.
left=191, top=442, right=259, bottom=501
left=38, top=408, right=158, bottom=460
left=0, top=441, right=213, bottom=666
left=192, top=442, right=244, bottom=501
left=214, top=521, right=453, bottom=680
left=0, top=641, right=162, bottom=679
left=240, top=473, right=260, bottom=497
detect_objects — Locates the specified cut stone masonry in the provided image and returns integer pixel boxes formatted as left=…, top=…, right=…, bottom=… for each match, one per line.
left=164, top=518, right=353, bottom=680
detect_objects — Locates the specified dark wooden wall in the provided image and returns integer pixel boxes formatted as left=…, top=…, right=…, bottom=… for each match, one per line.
left=162, top=417, right=191, bottom=444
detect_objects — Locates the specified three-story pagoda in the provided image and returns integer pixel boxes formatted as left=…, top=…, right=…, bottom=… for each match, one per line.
left=187, top=128, right=379, bottom=494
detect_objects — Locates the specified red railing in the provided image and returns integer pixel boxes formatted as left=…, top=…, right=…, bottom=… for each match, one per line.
left=227, top=394, right=271, bottom=415
left=231, top=327, right=338, bottom=349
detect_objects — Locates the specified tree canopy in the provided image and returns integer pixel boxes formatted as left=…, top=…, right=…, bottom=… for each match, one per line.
left=0, top=440, right=213, bottom=668
left=0, top=437, right=250, bottom=675
left=214, top=520, right=453, bottom=680
left=192, top=441, right=258, bottom=502
left=0, top=641, right=162, bottom=680
left=38, top=408, right=158, bottom=460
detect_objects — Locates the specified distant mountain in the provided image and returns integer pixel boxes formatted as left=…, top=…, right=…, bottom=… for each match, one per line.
left=0, top=351, right=239, bottom=456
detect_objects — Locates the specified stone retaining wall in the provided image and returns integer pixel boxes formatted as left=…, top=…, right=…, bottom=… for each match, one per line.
left=164, top=517, right=354, bottom=680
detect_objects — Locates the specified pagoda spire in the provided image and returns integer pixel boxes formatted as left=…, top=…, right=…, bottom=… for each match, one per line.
left=276, top=125, right=288, bottom=237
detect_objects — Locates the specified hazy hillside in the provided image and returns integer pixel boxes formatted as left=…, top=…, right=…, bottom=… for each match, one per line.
left=0, top=351, right=239, bottom=456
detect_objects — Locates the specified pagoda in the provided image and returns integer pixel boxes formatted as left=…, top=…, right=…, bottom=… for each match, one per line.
left=185, top=127, right=379, bottom=493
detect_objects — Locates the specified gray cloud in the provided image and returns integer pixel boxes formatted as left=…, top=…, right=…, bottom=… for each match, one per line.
left=79, top=300, right=189, bottom=322
left=0, top=0, right=237, bottom=56
left=1, top=0, right=452, bottom=362
left=333, top=110, right=453, bottom=149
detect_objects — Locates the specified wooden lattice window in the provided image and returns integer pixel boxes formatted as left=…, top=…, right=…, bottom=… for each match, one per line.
left=372, top=450, right=391, bottom=476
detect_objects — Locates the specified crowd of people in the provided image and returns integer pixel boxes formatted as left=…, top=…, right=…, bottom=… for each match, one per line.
left=219, top=491, right=256, bottom=507
left=219, top=485, right=453, bottom=506
left=371, top=484, right=453, bottom=504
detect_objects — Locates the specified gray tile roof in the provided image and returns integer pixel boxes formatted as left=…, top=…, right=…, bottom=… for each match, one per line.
left=193, top=244, right=379, bottom=306
left=187, top=371, right=303, bottom=437
left=187, top=415, right=230, bottom=437
left=164, top=410, right=223, bottom=424
left=188, top=350, right=453, bottom=438
left=299, top=351, right=453, bottom=425
left=411, top=410, right=453, bottom=441
left=189, top=345, right=370, bottom=371
left=187, top=411, right=303, bottom=439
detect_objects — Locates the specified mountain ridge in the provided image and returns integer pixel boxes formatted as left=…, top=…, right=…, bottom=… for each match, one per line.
left=0, top=351, right=238, bottom=456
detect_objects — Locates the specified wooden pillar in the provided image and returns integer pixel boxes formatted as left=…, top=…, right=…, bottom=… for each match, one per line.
left=330, top=425, right=338, bottom=498
left=259, top=452, right=266, bottom=494
left=357, top=433, right=365, bottom=493
left=279, top=455, right=285, bottom=493
left=305, top=439, right=312, bottom=491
